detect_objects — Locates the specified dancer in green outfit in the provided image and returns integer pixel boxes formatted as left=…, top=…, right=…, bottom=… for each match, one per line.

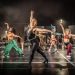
left=4, top=23, right=24, bottom=58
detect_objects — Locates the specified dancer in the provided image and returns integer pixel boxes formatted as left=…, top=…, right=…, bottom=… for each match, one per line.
left=59, top=22, right=75, bottom=58
left=28, top=10, right=53, bottom=64
left=48, top=34, right=57, bottom=53
left=4, top=23, right=24, bottom=58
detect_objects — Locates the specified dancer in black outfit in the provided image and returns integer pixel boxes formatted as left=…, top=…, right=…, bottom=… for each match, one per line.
left=28, top=10, right=53, bottom=64
left=29, top=30, right=48, bottom=64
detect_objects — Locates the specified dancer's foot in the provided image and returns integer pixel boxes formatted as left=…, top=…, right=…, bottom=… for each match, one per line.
left=28, top=62, right=32, bottom=69
left=67, top=55, right=71, bottom=60
left=28, top=61, right=32, bottom=68
left=43, top=59, right=48, bottom=64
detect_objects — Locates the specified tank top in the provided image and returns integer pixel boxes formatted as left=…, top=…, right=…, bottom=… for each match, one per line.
left=28, top=30, right=35, bottom=40
left=28, top=30, right=40, bottom=43
left=64, top=35, right=69, bottom=39
left=64, top=35, right=73, bottom=44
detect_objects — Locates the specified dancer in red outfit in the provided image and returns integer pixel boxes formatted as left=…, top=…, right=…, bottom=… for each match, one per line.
left=59, top=21, right=75, bottom=58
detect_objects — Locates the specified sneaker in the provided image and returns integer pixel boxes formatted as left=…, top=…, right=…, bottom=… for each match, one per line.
left=67, top=55, right=71, bottom=59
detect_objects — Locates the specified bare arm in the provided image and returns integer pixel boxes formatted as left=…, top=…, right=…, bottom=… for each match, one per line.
left=5, top=22, right=10, bottom=30
left=71, top=34, right=75, bottom=40
left=71, top=34, right=75, bottom=39
left=30, top=10, right=34, bottom=23
left=34, top=28, right=53, bottom=33
left=13, top=34, right=22, bottom=40
left=59, top=23, right=65, bottom=34
left=71, top=34, right=75, bottom=36
left=4, top=22, right=10, bottom=38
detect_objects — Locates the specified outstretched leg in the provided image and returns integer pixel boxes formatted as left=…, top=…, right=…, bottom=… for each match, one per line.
left=4, top=41, right=14, bottom=58
left=29, top=43, right=37, bottom=64
left=37, top=46, right=48, bottom=63
left=12, top=40, right=23, bottom=55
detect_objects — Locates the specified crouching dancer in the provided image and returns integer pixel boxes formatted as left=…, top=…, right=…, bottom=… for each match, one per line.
left=4, top=23, right=24, bottom=58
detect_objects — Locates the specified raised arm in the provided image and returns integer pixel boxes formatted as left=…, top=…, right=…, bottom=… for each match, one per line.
left=30, top=10, right=34, bottom=23
left=59, top=22, right=65, bottom=34
left=5, top=22, right=10, bottom=30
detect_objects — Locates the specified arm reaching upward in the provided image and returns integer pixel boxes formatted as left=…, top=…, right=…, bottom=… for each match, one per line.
left=59, top=23, right=65, bottom=34
left=4, top=22, right=10, bottom=38
left=5, top=22, right=10, bottom=30
left=30, top=10, right=34, bottom=23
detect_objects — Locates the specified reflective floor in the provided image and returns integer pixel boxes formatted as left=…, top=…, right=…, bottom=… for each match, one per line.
left=0, top=47, right=75, bottom=75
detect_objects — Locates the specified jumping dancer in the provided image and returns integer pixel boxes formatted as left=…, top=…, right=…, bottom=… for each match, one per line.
left=4, top=23, right=24, bottom=58
left=28, top=10, right=53, bottom=64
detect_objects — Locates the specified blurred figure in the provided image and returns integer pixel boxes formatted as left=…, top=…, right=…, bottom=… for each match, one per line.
left=48, top=34, right=57, bottom=53
left=59, top=22, right=75, bottom=58
left=28, top=10, right=53, bottom=64
left=4, top=23, right=24, bottom=58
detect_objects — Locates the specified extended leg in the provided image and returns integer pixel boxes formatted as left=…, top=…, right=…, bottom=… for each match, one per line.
left=29, top=43, right=37, bottom=64
left=12, top=40, right=23, bottom=55
left=4, top=41, right=14, bottom=58
left=37, top=46, right=48, bottom=63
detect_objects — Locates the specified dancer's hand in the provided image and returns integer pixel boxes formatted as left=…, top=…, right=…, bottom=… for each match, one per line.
left=5, top=22, right=8, bottom=25
left=31, top=10, right=34, bottom=15
left=30, top=10, right=34, bottom=23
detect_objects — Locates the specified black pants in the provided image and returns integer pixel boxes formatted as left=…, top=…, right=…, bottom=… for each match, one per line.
left=29, top=42, right=48, bottom=64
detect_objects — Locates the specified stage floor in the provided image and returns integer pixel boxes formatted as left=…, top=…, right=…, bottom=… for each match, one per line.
left=0, top=48, right=75, bottom=75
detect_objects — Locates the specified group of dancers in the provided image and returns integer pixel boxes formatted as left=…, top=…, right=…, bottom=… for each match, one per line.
left=3, top=10, right=75, bottom=64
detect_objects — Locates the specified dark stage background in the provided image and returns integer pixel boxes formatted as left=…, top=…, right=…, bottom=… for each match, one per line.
left=0, top=0, right=75, bottom=38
